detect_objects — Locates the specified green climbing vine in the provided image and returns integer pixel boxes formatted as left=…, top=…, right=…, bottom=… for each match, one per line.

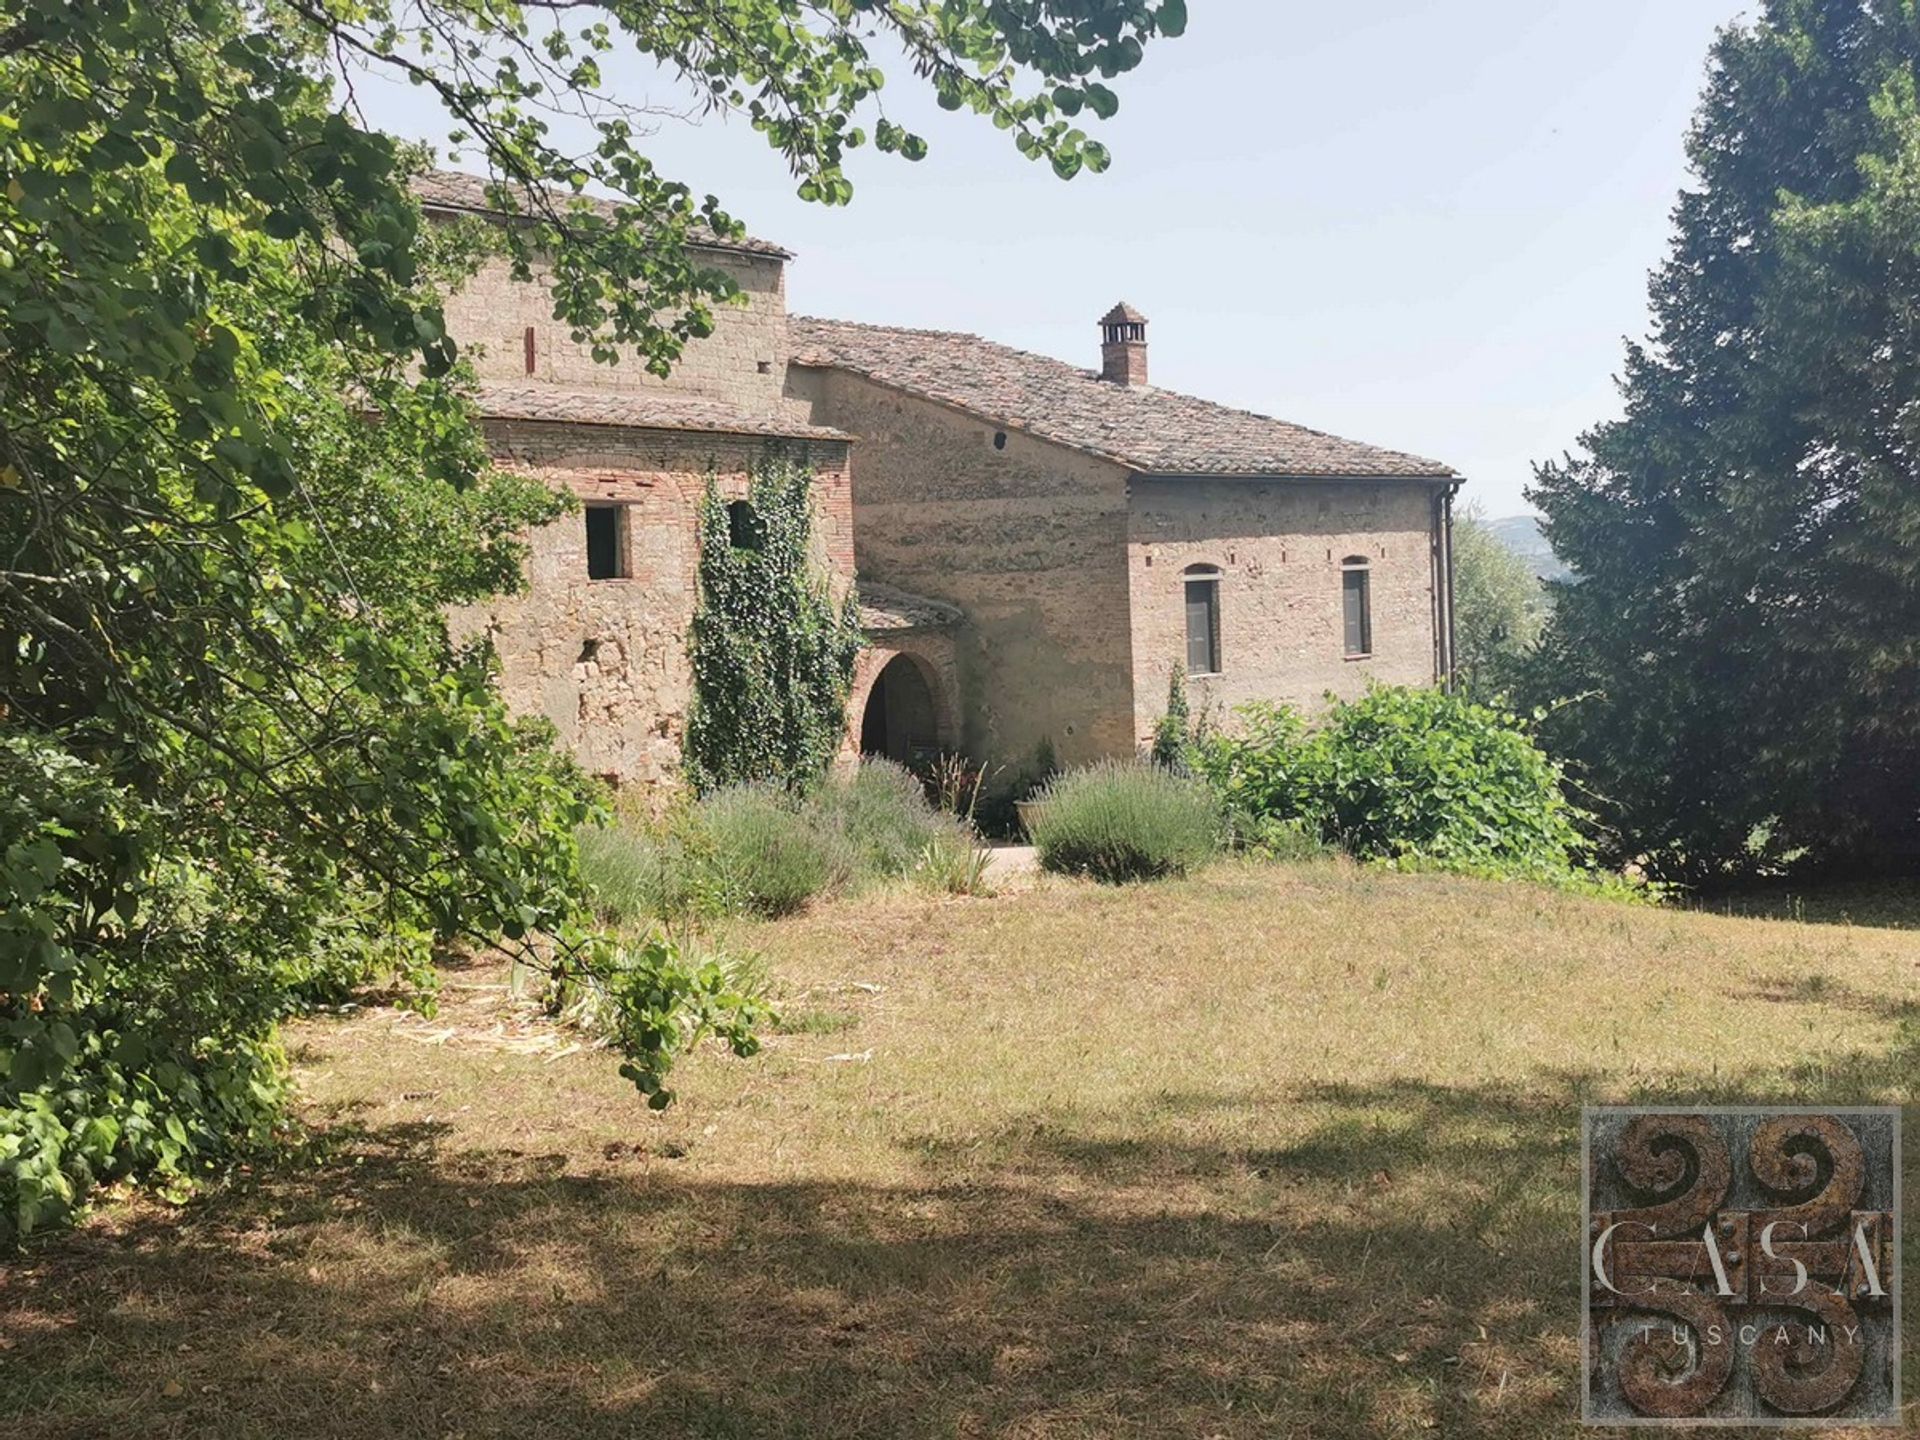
left=685, top=455, right=862, bottom=793
left=1150, top=662, right=1193, bottom=775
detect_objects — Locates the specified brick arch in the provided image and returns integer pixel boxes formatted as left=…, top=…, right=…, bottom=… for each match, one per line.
left=845, top=640, right=959, bottom=767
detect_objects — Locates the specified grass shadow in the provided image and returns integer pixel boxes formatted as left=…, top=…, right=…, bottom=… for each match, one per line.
left=1689, top=878, right=1920, bottom=933
left=9, top=1038, right=1918, bottom=1438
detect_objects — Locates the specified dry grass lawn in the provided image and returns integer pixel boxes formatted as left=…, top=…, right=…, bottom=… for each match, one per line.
left=5, top=859, right=1920, bottom=1437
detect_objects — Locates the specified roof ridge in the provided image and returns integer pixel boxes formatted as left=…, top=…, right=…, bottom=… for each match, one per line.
left=412, top=170, right=790, bottom=258
left=793, top=315, right=983, bottom=344
left=798, top=314, right=1292, bottom=424
left=791, top=315, right=1458, bottom=479
left=797, top=315, right=1104, bottom=382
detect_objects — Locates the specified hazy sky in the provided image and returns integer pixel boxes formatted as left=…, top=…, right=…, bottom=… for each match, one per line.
left=352, top=1, right=1748, bottom=516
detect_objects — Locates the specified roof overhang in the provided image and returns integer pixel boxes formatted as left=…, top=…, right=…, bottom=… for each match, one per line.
left=412, top=171, right=792, bottom=260
left=472, top=384, right=848, bottom=443
left=858, top=582, right=964, bottom=634
left=1132, top=470, right=1462, bottom=484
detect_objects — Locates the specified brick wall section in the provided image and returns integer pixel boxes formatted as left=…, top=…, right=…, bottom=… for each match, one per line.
left=449, top=418, right=853, bottom=787
left=1127, top=477, right=1442, bottom=745
left=791, top=368, right=1137, bottom=769
left=441, top=248, right=790, bottom=415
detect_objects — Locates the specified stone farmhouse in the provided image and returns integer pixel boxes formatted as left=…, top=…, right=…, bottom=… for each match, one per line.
left=424, top=174, right=1462, bottom=788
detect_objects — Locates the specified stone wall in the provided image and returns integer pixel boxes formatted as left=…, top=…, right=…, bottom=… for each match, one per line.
left=440, top=245, right=790, bottom=415
left=450, top=418, right=853, bottom=788
left=1126, top=477, right=1443, bottom=745
left=433, top=226, right=1447, bottom=782
left=790, top=368, right=1137, bottom=769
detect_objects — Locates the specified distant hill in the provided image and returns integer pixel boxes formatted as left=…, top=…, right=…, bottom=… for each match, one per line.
left=1486, top=514, right=1573, bottom=583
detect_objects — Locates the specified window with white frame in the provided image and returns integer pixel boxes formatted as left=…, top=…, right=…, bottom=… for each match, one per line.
left=1341, top=555, right=1372, bottom=657
left=1184, top=565, right=1222, bottom=675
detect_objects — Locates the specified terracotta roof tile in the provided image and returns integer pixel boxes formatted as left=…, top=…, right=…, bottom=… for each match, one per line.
left=791, top=317, right=1457, bottom=479
left=472, top=384, right=847, bottom=441
left=412, top=171, right=789, bottom=259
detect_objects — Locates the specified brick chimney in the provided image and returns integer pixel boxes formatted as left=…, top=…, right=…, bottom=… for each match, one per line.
left=1099, top=302, right=1148, bottom=386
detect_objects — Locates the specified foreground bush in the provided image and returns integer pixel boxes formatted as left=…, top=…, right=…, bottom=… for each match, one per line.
left=1189, top=702, right=1321, bottom=841
left=1, top=0, right=1178, bottom=1241
left=809, top=760, right=953, bottom=879
left=580, top=761, right=989, bottom=922
left=1030, top=761, right=1222, bottom=883
left=546, top=933, right=767, bottom=1108
left=914, top=826, right=997, bottom=896
left=577, top=823, right=678, bottom=926
left=698, top=785, right=857, bottom=917
left=1314, top=687, right=1587, bottom=874
left=1193, top=685, right=1600, bottom=884
left=0, top=155, right=764, bottom=1237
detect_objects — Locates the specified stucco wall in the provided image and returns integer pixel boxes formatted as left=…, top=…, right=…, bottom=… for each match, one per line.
left=791, top=368, right=1137, bottom=769
left=440, top=245, right=790, bottom=415
left=449, top=419, right=853, bottom=788
left=1127, top=477, right=1442, bottom=745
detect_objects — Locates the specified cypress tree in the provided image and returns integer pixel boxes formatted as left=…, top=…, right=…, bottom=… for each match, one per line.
left=1528, top=0, right=1920, bottom=884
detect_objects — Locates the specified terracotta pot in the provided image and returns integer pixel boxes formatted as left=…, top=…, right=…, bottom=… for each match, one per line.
left=1013, top=798, right=1048, bottom=838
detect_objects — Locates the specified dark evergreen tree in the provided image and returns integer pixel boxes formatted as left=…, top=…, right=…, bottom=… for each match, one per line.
left=1527, top=0, right=1920, bottom=885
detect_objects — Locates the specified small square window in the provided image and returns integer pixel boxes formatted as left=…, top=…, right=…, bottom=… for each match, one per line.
left=726, top=499, right=764, bottom=552
left=585, top=505, right=627, bottom=580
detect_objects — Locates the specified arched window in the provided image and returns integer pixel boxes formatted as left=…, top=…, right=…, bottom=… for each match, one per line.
left=1184, top=564, right=1222, bottom=675
left=1340, top=555, right=1372, bottom=658
left=727, top=499, right=764, bottom=552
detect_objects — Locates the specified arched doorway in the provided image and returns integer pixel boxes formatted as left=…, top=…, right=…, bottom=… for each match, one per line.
left=859, top=653, right=939, bottom=765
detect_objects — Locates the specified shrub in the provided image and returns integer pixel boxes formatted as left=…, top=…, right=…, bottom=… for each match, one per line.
left=577, top=814, right=738, bottom=924
left=578, top=823, right=675, bottom=925
left=810, top=759, right=951, bottom=879
left=1314, top=687, right=1588, bottom=876
left=810, top=759, right=992, bottom=894
left=543, top=931, right=767, bottom=1109
left=1030, top=760, right=1222, bottom=883
left=1191, top=701, right=1323, bottom=843
left=695, top=786, right=855, bottom=917
left=581, top=761, right=993, bottom=923
left=1150, top=664, right=1192, bottom=774
left=1239, top=816, right=1334, bottom=862
left=914, top=828, right=996, bottom=896
left=1193, top=686, right=1597, bottom=883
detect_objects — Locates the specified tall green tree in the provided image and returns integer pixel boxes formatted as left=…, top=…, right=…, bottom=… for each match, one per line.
left=1451, top=506, right=1546, bottom=700
left=1527, top=0, right=1920, bottom=885
left=0, top=0, right=1177, bottom=1233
